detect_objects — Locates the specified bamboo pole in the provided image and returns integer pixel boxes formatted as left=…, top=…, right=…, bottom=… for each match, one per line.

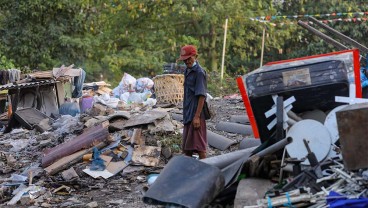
left=260, top=28, right=266, bottom=67
left=220, top=17, right=229, bottom=82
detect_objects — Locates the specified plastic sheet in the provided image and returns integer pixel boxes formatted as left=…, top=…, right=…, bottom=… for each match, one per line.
left=59, top=102, right=80, bottom=117
left=90, top=147, right=106, bottom=171
left=94, top=94, right=120, bottom=108
left=52, top=115, right=82, bottom=137
left=136, top=77, right=154, bottom=93
left=112, top=73, right=137, bottom=97
left=143, top=156, right=225, bottom=207
left=10, top=139, right=29, bottom=152
left=327, top=191, right=368, bottom=208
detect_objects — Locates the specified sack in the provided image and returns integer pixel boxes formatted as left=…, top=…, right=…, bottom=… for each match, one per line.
left=203, top=101, right=215, bottom=120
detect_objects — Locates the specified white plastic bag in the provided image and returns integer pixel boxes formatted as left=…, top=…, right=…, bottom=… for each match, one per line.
left=119, top=92, right=130, bottom=104
left=143, top=98, right=157, bottom=107
left=136, top=77, right=154, bottom=92
left=128, top=92, right=152, bottom=104
left=94, top=94, right=120, bottom=108
left=112, top=73, right=137, bottom=97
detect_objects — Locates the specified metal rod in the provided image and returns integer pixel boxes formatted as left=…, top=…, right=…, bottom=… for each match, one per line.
left=297, top=20, right=348, bottom=51
left=308, top=16, right=368, bottom=54
left=303, top=139, right=312, bottom=153
left=256, top=137, right=293, bottom=157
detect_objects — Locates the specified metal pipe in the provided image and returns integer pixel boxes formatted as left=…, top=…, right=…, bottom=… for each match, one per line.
left=201, top=146, right=257, bottom=169
left=297, top=20, right=348, bottom=51
left=287, top=111, right=303, bottom=121
left=308, top=16, right=368, bottom=54
left=202, top=137, right=292, bottom=169
left=255, top=137, right=293, bottom=157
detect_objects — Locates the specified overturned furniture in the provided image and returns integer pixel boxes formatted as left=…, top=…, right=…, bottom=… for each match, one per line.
left=237, top=49, right=361, bottom=142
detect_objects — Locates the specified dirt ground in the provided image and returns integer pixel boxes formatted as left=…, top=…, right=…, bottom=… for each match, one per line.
left=0, top=96, right=249, bottom=208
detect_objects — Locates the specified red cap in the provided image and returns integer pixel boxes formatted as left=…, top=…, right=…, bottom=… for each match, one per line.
left=178, top=45, right=197, bottom=60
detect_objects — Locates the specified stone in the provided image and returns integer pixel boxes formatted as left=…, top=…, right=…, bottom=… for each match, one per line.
left=90, top=104, right=106, bottom=116
left=61, top=167, right=79, bottom=181
left=107, top=199, right=125, bottom=205
left=41, top=202, right=52, bottom=208
left=234, top=178, right=274, bottom=208
left=161, top=147, right=172, bottom=159
left=20, top=195, right=34, bottom=205
left=39, top=139, right=52, bottom=148
left=86, top=201, right=98, bottom=208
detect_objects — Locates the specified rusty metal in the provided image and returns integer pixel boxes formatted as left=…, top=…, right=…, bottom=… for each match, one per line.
left=42, top=122, right=109, bottom=167
left=336, top=103, right=368, bottom=170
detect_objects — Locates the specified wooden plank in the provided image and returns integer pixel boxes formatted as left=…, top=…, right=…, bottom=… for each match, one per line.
left=56, top=82, right=65, bottom=106
left=336, top=103, right=368, bottom=170
left=42, top=121, right=109, bottom=167
left=131, top=128, right=144, bottom=145
left=44, top=142, right=106, bottom=175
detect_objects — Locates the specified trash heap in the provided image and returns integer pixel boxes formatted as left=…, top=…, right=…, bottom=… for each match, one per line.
left=0, top=71, right=187, bottom=207
left=0, top=103, right=185, bottom=206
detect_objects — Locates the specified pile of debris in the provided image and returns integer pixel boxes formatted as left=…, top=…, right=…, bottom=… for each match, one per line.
left=0, top=103, right=185, bottom=206
left=0, top=69, right=263, bottom=207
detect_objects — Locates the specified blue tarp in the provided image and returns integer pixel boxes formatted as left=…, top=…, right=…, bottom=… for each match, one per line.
left=327, top=191, right=368, bottom=208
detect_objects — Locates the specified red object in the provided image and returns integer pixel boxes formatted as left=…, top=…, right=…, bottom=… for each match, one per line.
left=178, top=45, right=197, bottom=60
left=237, top=77, right=260, bottom=138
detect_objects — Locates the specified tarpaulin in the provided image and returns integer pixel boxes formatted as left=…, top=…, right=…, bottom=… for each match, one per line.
left=143, top=156, right=224, bottom=208
left=327, top=191, right=368, bottom=208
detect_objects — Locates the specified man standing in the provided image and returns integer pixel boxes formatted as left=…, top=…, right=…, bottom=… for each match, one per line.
left=178, top=45, right=208, bottom=159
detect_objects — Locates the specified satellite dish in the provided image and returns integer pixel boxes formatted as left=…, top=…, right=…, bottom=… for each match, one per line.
left=286, top=119, right=332, bottom=165
left=324, top=105, right=347, bottom=160
left=324, top=105, right=348, bottom=144
left=301, top=109, right=327, bottom=124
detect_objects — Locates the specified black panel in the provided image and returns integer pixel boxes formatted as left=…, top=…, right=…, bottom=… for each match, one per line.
left=245, top=60, right=350, bottom=143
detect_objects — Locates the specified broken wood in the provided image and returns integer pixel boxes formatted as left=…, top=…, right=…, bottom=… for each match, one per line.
left=110, top=110, right=168, bottom=130
left=61, top=167, right=79, bottom=181
left=42, top=122, right=109, bottom=168
left=130, top=128, right=143, bottom=145
left=132, top=146, right=161, bottom=167
left=44, top=142, right=107, bottom=175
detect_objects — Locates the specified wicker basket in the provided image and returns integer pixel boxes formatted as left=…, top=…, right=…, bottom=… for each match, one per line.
left=153, top=74, right=184, bottom=104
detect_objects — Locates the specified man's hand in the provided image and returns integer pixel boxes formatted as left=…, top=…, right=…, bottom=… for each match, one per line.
left=193, top=116, right=200, bottom=129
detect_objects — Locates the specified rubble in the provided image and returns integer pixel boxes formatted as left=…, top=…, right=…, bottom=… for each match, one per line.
left=1, top=60, right=368, bottom=208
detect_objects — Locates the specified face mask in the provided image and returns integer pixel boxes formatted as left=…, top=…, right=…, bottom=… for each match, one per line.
left=192, top=61, right=197, bottom=67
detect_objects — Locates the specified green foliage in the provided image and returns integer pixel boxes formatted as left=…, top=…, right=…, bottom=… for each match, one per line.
left=1, top=0, right=367, bottom=97
left=0, top=0, right=96, bottom=70
left=275, top=0, right=368, bottom=59
left=0, top=55, right=14, bottom=69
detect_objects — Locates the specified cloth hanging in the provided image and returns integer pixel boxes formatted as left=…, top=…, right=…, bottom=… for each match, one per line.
left=72, top=69, right=86, bottom=98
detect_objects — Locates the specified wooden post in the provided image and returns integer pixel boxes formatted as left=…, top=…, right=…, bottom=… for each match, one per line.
left=220, top=17, right=229, bottom=83
left=260, top=28, right=266, bottom=67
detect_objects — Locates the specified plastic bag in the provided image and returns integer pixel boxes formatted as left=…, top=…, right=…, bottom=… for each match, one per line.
left=113, top=73, right=137, bottom=97
left=128, top=92, right=152, bottom=104
left=59, top=102, right=80, bottom=117
left=143, top=98, right=157, bottom=107
left=94, top=94, right=120, bottom=108
left=120, top=92, right=130, bottom=103
left=90, top=147, right=105, bottom=171
left=136, top=77, right=154, bottom=93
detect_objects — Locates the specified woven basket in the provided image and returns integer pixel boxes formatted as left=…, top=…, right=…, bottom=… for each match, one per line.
left=153, top=74, right=184, bottom=104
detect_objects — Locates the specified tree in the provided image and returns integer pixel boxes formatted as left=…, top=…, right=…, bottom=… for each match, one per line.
left=0, top=0, right=97, bottom=70
left=275, top=0, right=368, bottom=59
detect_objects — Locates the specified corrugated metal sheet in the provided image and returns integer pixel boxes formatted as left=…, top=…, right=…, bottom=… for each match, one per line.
left=0, top=79, right=56, bottom=90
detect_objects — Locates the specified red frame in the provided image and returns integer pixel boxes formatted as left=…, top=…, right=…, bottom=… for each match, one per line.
left=237, top=49, right=361, bottom=139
